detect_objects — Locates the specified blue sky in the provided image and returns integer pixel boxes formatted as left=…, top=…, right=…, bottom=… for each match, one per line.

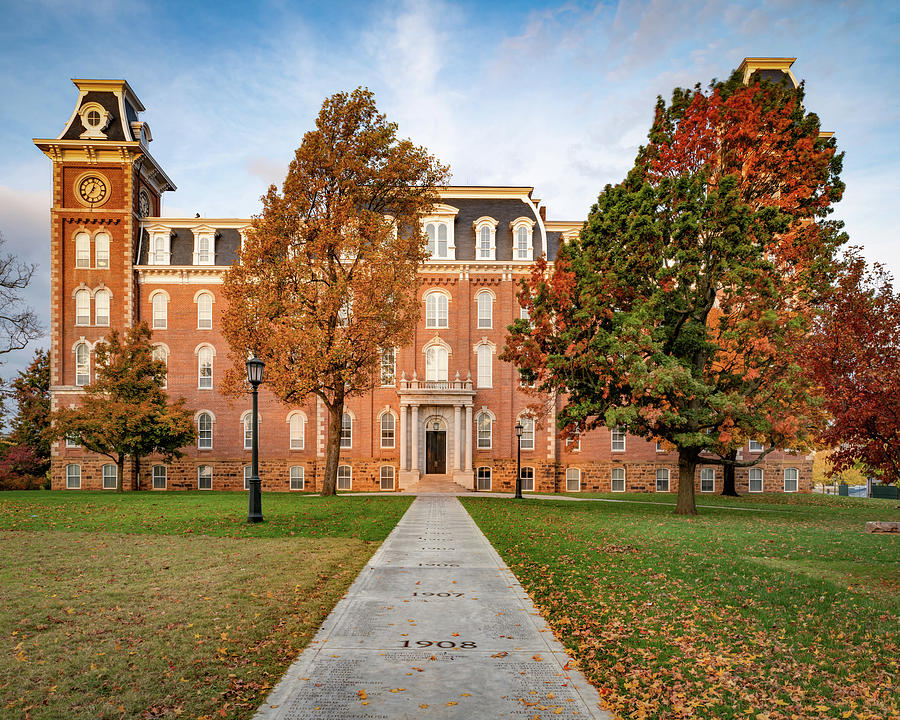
left=1, top=0, right=898, bottom=377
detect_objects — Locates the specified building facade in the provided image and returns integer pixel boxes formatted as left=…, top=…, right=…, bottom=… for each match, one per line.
left=34, top=61, right=814, bottom=494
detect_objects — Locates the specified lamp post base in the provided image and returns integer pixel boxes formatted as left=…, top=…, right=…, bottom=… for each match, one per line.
left=247, top=477, right=264, bottom=523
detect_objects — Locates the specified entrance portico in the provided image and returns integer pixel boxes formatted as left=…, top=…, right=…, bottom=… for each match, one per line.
left=397, top=371, right=475, bottom=489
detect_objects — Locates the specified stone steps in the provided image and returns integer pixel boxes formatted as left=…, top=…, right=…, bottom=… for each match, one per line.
left=409, top=474, right=474, bottom=494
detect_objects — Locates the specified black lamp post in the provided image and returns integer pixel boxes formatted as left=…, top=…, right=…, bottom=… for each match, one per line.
left=514, top=422, right=524, bottom=499
left=246, top=355, right=265, bottom=523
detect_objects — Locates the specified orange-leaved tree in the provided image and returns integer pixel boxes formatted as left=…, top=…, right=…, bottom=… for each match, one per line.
left=221, top=88, right=450, bottom=496
left=505, top=71, right=844, bottom=514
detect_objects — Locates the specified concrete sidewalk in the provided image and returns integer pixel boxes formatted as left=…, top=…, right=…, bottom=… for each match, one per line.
left=254, top=495, right=610, bottom=719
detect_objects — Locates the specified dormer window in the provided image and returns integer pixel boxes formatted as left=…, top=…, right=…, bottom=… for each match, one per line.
left=510, top=217, right=535, bottom=261
left=421, top=204, right=458, bottom=261
left=146, top=226, right=171, bottom=266
left=192, top=227, right=216, bottom=265
left=473, top=217, right=498, bottom=261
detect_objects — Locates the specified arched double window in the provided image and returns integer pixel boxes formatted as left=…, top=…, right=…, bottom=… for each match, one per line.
left=425, top=291, right=449, bottom=328
left=75, top=232, right=91, bottom=268
left=425, top=345, right=449, bottom=382
left=94, top=289, right=111, bottom=326
left=425, top=222, right=449, bottom=259
left=74, top=342, right=90, bottom=386
left=74, top=288, right=91, bottom=326
left=94, top=232, right=110, bottom=268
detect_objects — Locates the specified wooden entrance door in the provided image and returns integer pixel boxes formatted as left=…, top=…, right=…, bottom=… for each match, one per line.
left=426, top=430, right=446, bottom=474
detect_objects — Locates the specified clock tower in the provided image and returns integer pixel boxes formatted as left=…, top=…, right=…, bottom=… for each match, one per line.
left=34, top=79, right=175, bottom=481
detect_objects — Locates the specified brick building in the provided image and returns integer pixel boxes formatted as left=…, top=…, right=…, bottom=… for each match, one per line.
left=34, top=60, right=814, bottom=495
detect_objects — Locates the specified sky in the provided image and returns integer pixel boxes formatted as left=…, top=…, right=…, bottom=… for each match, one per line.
left=0, top=0, right=898, bottom=378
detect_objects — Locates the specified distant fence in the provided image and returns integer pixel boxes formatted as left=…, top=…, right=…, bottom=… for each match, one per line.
left=836, top=483, right=899, bottom=499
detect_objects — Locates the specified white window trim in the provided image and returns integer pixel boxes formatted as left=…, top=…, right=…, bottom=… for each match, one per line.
left=290, top=465, right=305, bottom=491
left=337, top=464, right=352, bottom=490
left=243, top=465, right=251, bottom=490
left=379, top=408, right=397, bottom=449
left=102, top=464, right=117, bottom=490
left=520, top=466, right=535, bottom=492
left=476, top=466, right=492, bottom=491
left=196, top=410, right=215, bottom=450
left=510, top=217, right=536, bottom=261
left=75, top=231, right=91, bottom=268
left=146, top=226, right=172, bottom=266
left=241, top=410, right=261, bottom=451
left=195, top=290, right=214, bottom=330
left=566, top=467, right=581, bottom=492
left=287, top=410, right=307, bottom=451
left=749, top=468, right=764, bottom=493
left=195, top=343, right=215, bottom=390
left=94, top=231, right=110, bottom=269
left=421, top=204, right=458, bottom=261
left=784, top=467, right=799, bottom=493
left=475, top=289, right=494, bottom=329
left=66, top=463, right=82, bottom=489
left=611, top=427, right=626, bottom=452
left=476, top=407, right=495, bottom=450
left=749, top=440, right=764, bottom=453
left=74, top=287, right=91, bottom=326
left=74, top=340, right=91, bottom=386
left=700, top=467, right=715, bottom=493
left=380, top=465, right=395, bottom=491
left=473, top=216, right=498, bottom=261
left=423, top=338, right=451, bottom=382
left=656, top=468, right=670, bottom=492
left=380, top=347, right=397, bottom=386
left=340, top=411, right=353, bottom=449
left=517, top=413, right=535, bottom=451
left=424, top=289, right=450, bottom=329
left=192, top=226, right=216, bottom=266
left=198, top=465, right=213, bottom=490
left=151, top=465, right=167, bottom=490
left=149, top=289, right=169, bottom=330
left=611, top=466, right=626, bottom=493
left=94, top=288, right=111, bottom=327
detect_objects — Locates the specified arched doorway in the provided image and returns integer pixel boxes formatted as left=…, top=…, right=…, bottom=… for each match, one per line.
left=425, top=416, right=447, bottom=474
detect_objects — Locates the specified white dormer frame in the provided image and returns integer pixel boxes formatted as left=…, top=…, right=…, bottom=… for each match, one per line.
left=473, top=216, right=498, bottom=261
left=192, top=225, right=217, bottom=266
left=510, top=217, right=536, bottom=261
left=422, top=203, right=459, bottom=261
left=145, top=224, right=172, bottom=266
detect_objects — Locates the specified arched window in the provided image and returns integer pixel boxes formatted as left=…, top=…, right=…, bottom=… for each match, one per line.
left=337, top=465, right=352, bottom=490
left=102, top=464, right=117, bottom=490
left=380, top=465, right=395, bottom=491
left=426, top=222, right=449, bottom=259
left=94, top=232, right=110, bottom=268
left=243, top=465, right=251, bottom=490
left=243, top=412, right=259, bottom=450
left=152, top=292, right=167, bottom=329
left=425, top=345, right=448, bottom=382
left=198, top=465, right=213, bottom=490
left=519, top=416, right=534, bottom=450
left=476, top=291, right=492, bottom=329
left=66, top=463, right=81, bottom=489
left=152, top=465, right=167, bottom=490
left=477, top=466, right=491, bottom=491
left=289, top=412, right=305, bottom=450
left=611, top=467, right=625, bottom=492
left=425, top=292, right=448, bottom=328
left=75, top=342, right=90, bottom=386
left=75, top=232, right=90, bottom=268
left=380, top=348, right=396, bottom=386
left=381, top=412, right=395, bottom=448
left=784, top=467, right=798, bottom=493
left=290, top=466, right=305, bottom=490
left=94, top=289, right=110, bottom=326
left=566, top=467, right=581, bottom=492
left=478, top=226, right=491, bottom=260
left=476, top=345, right=492, bottom=388
left=198, top=346, right=213, bottom=389
left=152, top=345, right=168, bottom=388
left=341, top=412, right=352, bottom=448
left=75, top=288, right=90, bottom=326
left=197, top=292, right=213, bottom=330
left=197, top=412, right=213, bottom=449
left=516, top=226, right=529, bottom=260
left=476, top=412, right=492, bottom=449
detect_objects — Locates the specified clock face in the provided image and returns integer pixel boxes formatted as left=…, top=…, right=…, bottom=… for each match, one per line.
left=139, top=190, right=151, bottom=217
left=77, top=174, right=109, bottom=206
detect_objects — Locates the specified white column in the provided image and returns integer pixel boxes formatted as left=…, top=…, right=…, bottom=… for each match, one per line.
left=399, top=405, right=408, bottom=471
left=464, top=405, right=473, bottom=471
left=410, top=404, right=419, bottom=474
left=454, top=405, right=462, bottom=471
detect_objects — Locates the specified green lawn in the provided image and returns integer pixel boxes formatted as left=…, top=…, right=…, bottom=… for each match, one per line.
left=461, top=493, right=900, bottom=720
left=0, top=491, right=412, bottom=720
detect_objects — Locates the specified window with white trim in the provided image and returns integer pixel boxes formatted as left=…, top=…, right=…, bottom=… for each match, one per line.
left=380, top=348, right=396, bottom=386
left=476, top=291, right=492, bottom=329
left=102, top=464, right=117, bottom=490
left=611, top=427, right=626, bottom=452
left=425, top=222, right=450, bottom=259
left=477, top=466, right=491, bottom=491
left=519, top=416, right=534, bottom=450
left=289, top=413, right=305, bottom=450
left=700, top=468, right=715, bottom=493
left=152, top=465, right=166, bottom=490
left=749, top=440, right=764, bottom=452
left=198, top=346, right=213, bottom=389
left=75, top=232, right=91, bottom=268
left=566, top=467, right=581, bottom=492
left=749, top=468, right=763, bottom=492
left=425, top=292, right=448, bottom=328
left=243, top=465, right=251, bottom=490
left=197, top=412, right=213, bottom=449
left=476, top=345, right=492, bottom=388
left=94, top=289, right=110, bottom=326
left=476, top=412, right=492, bottom=449
left=152, top=345, right=168, bottom=387
left=520, top=306, right=531, bottom=323
left=75, top=289, right=90, bottom=326
left=656, top=468, right=670, bottom=492
left=381, top=413, right=395, bottom=448
left=75, top=342, right=90, bottom=386
left=340, top=413, right=352, bottom=448
left=337, top=296, right=352, bottom=327
left=66, top=463, right=81, bottom=489
left=425, top=345, right=448, bottom=382
left=474, top=217, right=498, bottom=261
left=337, top=465, right=352, bottom=490
left=520, top=466, right=534, bottom=492
left=243, top=413, right=258, bottom=450
left=784, top=467, right=798, bottom=493
left=380, top=465, right=395, bottom=491
left=194, top=231, right=214, bottom=265
left=515, top=225, right=531, bottom=260
left=565, top=433, right=581, bottom=452
left=94, top=232, right=110, bottom=268
left=198, top=465, right=212, bottom=490
left=152, top=293, right=167, bottom=329
left=197, top=292, right=213, bottom=330
left=65, top=434, right=79, bottom=448
left=151, top=232, right=170, bottom=265
left=611, top=467, right=625, bottom=492
left=290, top=466, right=305, bottom=490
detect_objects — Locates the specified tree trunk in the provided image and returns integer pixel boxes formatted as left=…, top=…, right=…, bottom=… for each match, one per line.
left=132, top=456, right=141, bottom=491
left=116, top=456, right=125, bottom=493
left=721, top=451, right=740, bottom=497
left=675, top=450, right=698, bottom=515
left=321, top=396, right=345, bottom=496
